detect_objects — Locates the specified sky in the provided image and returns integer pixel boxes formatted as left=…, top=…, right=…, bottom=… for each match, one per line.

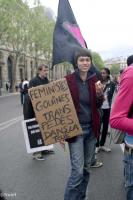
left=28, top=0, right=133, bottom=58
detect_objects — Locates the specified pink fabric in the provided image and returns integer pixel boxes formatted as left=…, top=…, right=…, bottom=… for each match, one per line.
left=63, top=22, right=86, bottom=48
left=110, top=65, right=133, bottom=135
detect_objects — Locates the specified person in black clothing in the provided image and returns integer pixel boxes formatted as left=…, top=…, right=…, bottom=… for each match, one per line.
left=23, top=65, right=49, bottom=120
left=23, top=64, right=54, bottom=160
left=19, top=79, right=24, bottom=105
left=0, top=190, right=6, bottom=200
left=6, top=82, right=9, bottom=92
left=96, top=68, right=116, bottom=153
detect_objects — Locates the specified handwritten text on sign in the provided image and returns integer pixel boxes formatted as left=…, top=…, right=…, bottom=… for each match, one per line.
left=28, top=78, right=82, bottom=145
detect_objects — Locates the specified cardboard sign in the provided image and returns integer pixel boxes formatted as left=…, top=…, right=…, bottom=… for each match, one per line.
left=22, top=118, right=53, bottom=153
left=28, top=78, right=82, bottom=145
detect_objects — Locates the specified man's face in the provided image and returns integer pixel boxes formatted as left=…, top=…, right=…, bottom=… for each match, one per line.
left=39, top=66, right=48, bottom=78
left=77, top=56, right=91, bottom=72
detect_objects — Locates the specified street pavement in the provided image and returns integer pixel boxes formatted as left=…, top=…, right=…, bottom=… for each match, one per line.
left=0, top=94, right=126, bottom=200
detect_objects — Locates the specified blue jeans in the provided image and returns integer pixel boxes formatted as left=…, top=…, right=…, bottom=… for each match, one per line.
left=124, top=150, right=133, bottom=200
left=64, top=126, right=96, bottom=200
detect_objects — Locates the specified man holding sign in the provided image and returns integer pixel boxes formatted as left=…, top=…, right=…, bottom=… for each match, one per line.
left=23, top=64, right=54, bottom=160
left=63, top=48, right=103, bottom=200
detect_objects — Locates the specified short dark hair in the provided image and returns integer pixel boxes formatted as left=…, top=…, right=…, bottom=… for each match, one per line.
left=38, top=64, right=48, bottom=71
left=73, top=48, right=92, bottom=67
left=101, top=67, right=110, bottom=75
left=101, top=67, right=110, bottom=80
left=127, top=55, right=133, bottom=66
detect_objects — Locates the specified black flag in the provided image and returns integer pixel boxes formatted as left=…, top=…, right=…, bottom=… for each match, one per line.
left=52, top=0, right=86, bottom=68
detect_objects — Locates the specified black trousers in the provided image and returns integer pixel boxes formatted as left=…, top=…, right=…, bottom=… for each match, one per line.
left=20, top=92, right=24, bottom=105
left=96, top=108, right=110, bottom=147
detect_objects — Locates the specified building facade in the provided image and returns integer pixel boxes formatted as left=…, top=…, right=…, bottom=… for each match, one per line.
left=104, top=56, right=127, bottom=70
left=0, top=48, right=72, bottom=93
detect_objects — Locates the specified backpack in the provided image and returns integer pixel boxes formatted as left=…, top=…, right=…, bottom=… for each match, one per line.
left=109, top=89, right=125, bottom=144
left=109, top=127, right=125, bottom=144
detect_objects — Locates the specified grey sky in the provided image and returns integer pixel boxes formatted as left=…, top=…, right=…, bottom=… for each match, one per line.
left=28, top=0, right=133, bottom=53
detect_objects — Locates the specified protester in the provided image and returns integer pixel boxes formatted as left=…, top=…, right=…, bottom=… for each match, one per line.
left=0, top=80, right=2, bottom=96
left=110, top=55, right=133, bottom=200
left=5, top=82, right=10, bottom=92
left=90, top=65, right=103, bottom=168
left=0, top=190, right=6, bottom=200
left=22, top=78, right=29, bottom=89
left=63, top=48, right=103, bottom=200
left=23, top=64, right=54, bottom=161
left=115, top=69, right=124, bottom=92
left=22, top=78, right=29, bottom=101
left=15, top=84, right=19, bottom=92
left=19, top=79, right=24, bottom=105
left=95, top=68, right=115, bottom=153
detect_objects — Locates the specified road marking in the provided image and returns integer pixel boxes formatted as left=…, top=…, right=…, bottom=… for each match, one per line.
left=0, top=116, right=22, bottom=127
left=0, top=116, right=23, bottom=132
left=0, top=93, right=18, bottom=98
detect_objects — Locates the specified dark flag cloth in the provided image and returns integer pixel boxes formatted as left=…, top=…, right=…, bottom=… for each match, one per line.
left=52, top=0, right=101, bottom=80
left=52, top=0, right=87, bottom=68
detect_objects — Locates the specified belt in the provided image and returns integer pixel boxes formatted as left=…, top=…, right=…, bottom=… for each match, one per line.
left=125, top=145, right=133, bottom=155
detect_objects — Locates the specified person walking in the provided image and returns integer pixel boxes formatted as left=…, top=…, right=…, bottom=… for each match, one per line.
left=64, top=48, right=103, bottom=200
left=110, top=55, right=133, bottom=200
left=23, top=64, right=54, bottom=161
left=22, top=78, right=29, bottom=103
left=19, top=79, right=24, bottom=105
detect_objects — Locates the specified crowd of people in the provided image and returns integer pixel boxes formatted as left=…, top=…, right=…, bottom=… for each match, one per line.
left=5, top=48, right=132, bottom=200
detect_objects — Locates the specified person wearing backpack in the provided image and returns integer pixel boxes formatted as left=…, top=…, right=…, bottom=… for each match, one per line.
left=110, top=55, right=133, bottom=200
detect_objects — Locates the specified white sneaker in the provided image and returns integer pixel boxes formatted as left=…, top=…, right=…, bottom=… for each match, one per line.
left=32, top=152, right=45, bottom=161
left=100, top=146, right=111, bottom=152
left=91, top=161, right=103, bottom=168
left=95, top=147, right=100, bottom=154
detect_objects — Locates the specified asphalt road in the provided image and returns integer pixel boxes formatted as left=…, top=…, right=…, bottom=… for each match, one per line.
left=0, top=94, right=126, bottom=200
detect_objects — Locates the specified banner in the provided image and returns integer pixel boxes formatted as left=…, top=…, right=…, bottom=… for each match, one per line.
left=22, top=118, right=53, bottom=153
left=52, top=0, right=86, bottom=67
left=28, top=78, right=82, bottom=145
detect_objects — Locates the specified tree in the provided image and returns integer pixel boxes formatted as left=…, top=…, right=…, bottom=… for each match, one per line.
left=91, top=51, right=104, bottom=70
left=0, top=0, right=55, bottom=91
left=28, top=5, right=55, bottom=69
left=5, top=0, right=30, bottom=91
left=110, top=63, right=120, bottom=76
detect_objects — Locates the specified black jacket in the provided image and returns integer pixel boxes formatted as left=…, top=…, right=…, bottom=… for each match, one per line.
left=29, top=75, right=49, bottom=87
left=23, top=75, right=49, bottom=120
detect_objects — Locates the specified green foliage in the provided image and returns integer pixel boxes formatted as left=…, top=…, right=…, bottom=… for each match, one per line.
left=92, top=51, right=104, bottom=70
left=110, top=63, right=120, bottom=75
left=0, top=0, right=55, bottom=90
left=28, top=5, right=55, bottom=67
